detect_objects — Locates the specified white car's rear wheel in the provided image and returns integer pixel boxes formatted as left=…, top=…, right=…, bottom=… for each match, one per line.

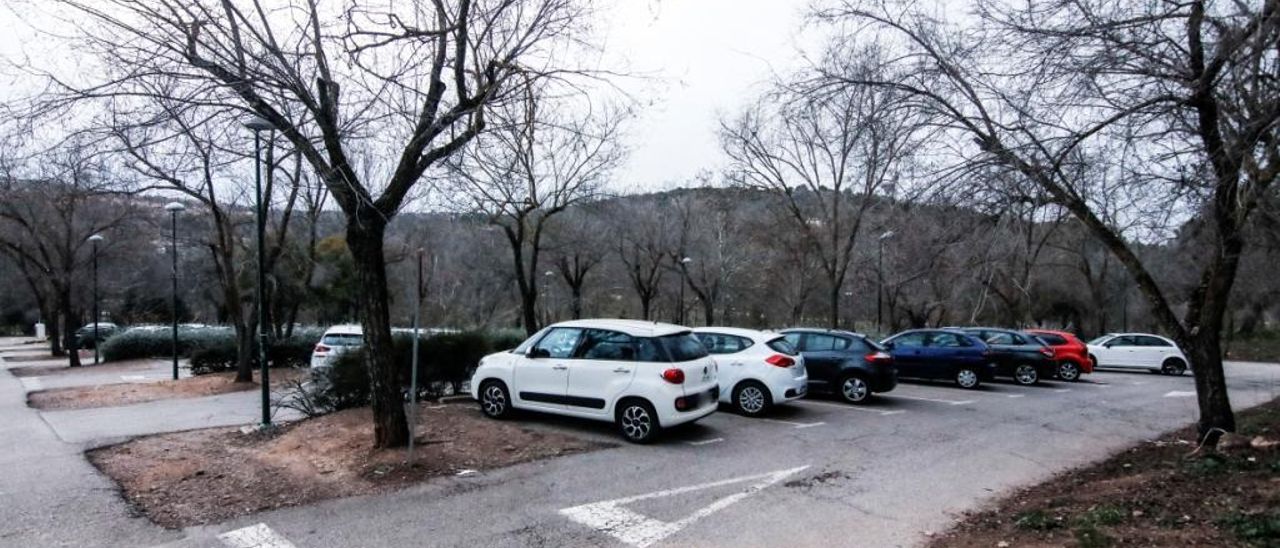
left=616, top=400, right=660, bottom=444
left=733, top=381, right=772, bottom=416
left=1161, top=358, right=1187, bottom=376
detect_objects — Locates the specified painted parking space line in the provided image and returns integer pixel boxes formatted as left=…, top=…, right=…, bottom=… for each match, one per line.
left=687, top=438, right=724, bottom=446
left=560, top=465, right=809, bottom=548
left=888, top=394, right=975, bottom=406
left=1053, top=388, right=1072, bottom=393
left=1164, top=390, right=1196, bottom=398
left=760, top=417, right=826, bottom=429
left=793, top=400, right=906, bottom=416
left=218, top=523, right=298, bottom=548
left=1006, top=394, right=1025, bottom=398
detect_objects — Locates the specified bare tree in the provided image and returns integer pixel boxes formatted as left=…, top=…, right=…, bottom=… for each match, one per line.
left=447, top=90, right=628, bottom=335
left=40, top=0, right=592, bottom=446
left=813, top=0, right=1280, bottom=444
left=722, top=61, right=925, bottom=328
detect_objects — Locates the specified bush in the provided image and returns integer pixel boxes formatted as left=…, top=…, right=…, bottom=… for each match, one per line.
left=102, top=325, right=326, bottom=375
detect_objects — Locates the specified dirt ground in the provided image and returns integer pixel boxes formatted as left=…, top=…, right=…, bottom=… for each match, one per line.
left=27, top=368, right=308, bottom=410
left=931, top=398, right=1280, bottom=548
left=89, top=403, right=611, bottom=528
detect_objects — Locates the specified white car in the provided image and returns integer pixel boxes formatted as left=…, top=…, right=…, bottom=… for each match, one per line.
left=469, top=319, right=719, bottom=443
left=310, top=324, right=365, bottom=368
left=693, top=327, right=808, bottom=416
left=1087, top=333, right=1190, bottom=375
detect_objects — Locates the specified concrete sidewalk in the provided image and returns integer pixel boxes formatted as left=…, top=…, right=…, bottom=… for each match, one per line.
left=0, top=340, right=178, bottom=547
left=40, top=388, right=303, bottom=445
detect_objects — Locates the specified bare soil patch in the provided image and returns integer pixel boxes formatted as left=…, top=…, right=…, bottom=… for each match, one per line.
left=931, top=398, right=1280, bottom=548
left=88, top=403, right=611, bottom=528
left=27, top=368, right=308, bottom=410
left=10, top=358, right=170, bottom=378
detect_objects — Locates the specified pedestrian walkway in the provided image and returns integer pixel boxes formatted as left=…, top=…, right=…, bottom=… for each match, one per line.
left=0, top=339, right=178, bottom=547
left=41, top=388, right=301, bottom=445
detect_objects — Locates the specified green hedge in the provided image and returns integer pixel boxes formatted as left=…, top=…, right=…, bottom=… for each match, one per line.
left=327, top=331, right=520, bottom=404
left=101, top=325, right=325, bottom=374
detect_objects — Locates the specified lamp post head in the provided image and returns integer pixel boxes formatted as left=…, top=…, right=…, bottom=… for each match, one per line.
left=88, top=234, right=104, bottom=243
left=544, top=270, right=554, bottom=277
left=243, top=116, right=274, bottom=132
left=878, top=230, right=896, bottom=240
left=164, top=202, right=186, bottom=213
left=680, top=256, right=692, bottom=264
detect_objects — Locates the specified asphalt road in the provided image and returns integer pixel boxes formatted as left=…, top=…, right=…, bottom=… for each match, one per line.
left=152, top=361, right=1280, bottom=548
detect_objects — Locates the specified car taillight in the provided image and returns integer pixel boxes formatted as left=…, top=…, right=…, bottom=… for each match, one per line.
left=1039, top=347, right=1055, bottom=358
left=864, top=351, right=893, bottom=364
left=314, top=344, right=330, bottom=355
left=765, top=354, right=795, bottom=368
left=661, top=368, right=685, bottom=384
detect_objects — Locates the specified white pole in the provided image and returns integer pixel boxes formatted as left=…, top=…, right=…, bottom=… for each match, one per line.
left=408, top=249, right=424, bottom=460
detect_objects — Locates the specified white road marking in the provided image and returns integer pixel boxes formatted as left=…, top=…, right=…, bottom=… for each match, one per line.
left=20, top=377, right=43, bottom=391
left=218, top=523, right=298, bottom=548
left=120, top=375, right=148, bottom=382
left=1006, top=394, right=1025, bottom=398
left=793, top=400, right=906, bottom=416
left=760, top=418, right=825, bottom=429
left=559, top=465, right=808, bottom=548
left=1164, top=390, right=1196, bottom=398
left=1132, top=381, right=1148, bottom=386
left=687, top=438, right=724, bottom=446
left=891, top=394, right=974, bottom=405
left=1054, top=389, right=1072, bottom=393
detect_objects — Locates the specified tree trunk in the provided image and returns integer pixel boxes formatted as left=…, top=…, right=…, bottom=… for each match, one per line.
left=47, top=309, right=63, bottom=357
left=702, top=298, right=715, bottom=326
left=640, top=295, right=652, bottom=321
left=521, top=290, right=538, bottom=336
left=828, top=281, right=840, bottom=329
left=570, top=285, right=583, bottom=319
left=345, top=219, right=409, bottom=448
left=1186, top=330, right=1235, bottom=442
left=233, top=316, right=255, bottom=383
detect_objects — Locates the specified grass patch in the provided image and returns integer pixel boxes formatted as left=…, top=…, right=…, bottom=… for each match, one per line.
left=1219, top=511, right=1280, bottom=547
left=1013, top=509, right=1062, bottom=531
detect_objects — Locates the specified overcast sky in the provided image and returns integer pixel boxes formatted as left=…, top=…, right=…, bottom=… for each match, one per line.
left=0, top=0, right=817, bottom=192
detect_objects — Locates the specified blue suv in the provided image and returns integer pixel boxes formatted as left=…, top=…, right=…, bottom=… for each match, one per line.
left=881, top=329, right=994, bottom=389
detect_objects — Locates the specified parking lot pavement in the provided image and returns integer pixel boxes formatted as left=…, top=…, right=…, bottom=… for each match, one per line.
left=162, top=361, right=1280, bottom=548
left=17, top=359, right=190, bottom=392
left=40, top=388, right=303, bottom=445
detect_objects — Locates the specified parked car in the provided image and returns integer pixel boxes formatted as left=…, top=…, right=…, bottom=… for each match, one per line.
left=1087, top=333, right=1190, bottom=375
left=470, top=319, right=719, bottom=443
left=957, top=327, right=1057, bottom=385
left=778, top=328, right=896, bottom=404
left=880, top=329, right=994, bottom=389
left=693, top=327, right=808, bottom=416
left=74, top=322, right=120, bottom=349
left=1025, top=329, right=1094, bottom=381
left=310, top=324, right=365, bottom=368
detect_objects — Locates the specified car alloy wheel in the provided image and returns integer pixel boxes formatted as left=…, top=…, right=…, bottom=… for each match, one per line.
left=1014, top=364, right=1039, bottom=385
left=1058, top=362, right=1081, bottom=382
left=735, top=382, right=769, bottom=416
left=840, top=376, right=870, bottom=404
left=1161, top=358, right=1187, bottom=376
left=618, top=401, right=658, bottom=443
left=480, top=382, right=510, bottom=419
left=956, top=368, right=980, bottom=389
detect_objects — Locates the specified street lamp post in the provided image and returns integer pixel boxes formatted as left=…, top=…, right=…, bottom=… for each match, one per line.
left=245, top=115, right=274, bottom=428
left=876, top=230, right=895, bottom=336
left=678, top=256, right=692, bottom=325
left=88, top=234, right=104, bottom=365
left=163, top=202, right=185, bottom=380
left=543, top=270, right=555, bottom=324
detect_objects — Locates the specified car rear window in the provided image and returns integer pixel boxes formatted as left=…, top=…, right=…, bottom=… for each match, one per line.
left=766, top=337, right=798, bottom=356
left=1036, top=333, right=1068, bottom=345
left=656, top=333, right=709, bottom=362
left=321, top=334, right=364, bottom=346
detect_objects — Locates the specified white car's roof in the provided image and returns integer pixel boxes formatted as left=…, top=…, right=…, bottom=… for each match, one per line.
left=552, top=319, right=690, bottom=338
left=1102, top=333, right=1173, bottom=339
left=324, top=324, right=364, bottom=336
left=692, top=326, right=782, bottom=342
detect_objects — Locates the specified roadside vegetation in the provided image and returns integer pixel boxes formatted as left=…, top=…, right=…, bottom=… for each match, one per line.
left=932, top=397, right=1280, bottom=548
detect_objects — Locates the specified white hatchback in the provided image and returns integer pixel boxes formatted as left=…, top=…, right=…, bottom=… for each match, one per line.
left=693, top=327, right=808, bottom=416
left=310, top=325, right=365, bottom=369
left=1087, top=333, right=1190, bottom=375
left=469, top=319, right=719, bottom=443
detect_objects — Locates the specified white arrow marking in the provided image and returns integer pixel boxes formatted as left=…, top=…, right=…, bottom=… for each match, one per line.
left=218, top=523, right=298, bottom=548
left=560, top=465, right=808, bottom=548
left=1164, top=390, right=1196, bottom=398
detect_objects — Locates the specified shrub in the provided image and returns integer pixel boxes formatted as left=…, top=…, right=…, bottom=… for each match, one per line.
left=1220, top=511, right=1280, bottom=547
left=1014, top=510, right=1062, bottom=531
left=189, top=341, right=239, bottom=375
left=100, top=325, right=235, bottom=362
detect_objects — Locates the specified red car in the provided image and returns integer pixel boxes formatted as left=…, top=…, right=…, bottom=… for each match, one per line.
left=1026, top=329, right=1093, bottom=381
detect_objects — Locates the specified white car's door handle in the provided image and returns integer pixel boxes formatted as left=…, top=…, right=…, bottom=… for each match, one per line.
left=731, top=362, right=744, bottom=367
left=552, top=364, right=568, bottom=370
left=613, top=368, right=632, bottom=373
